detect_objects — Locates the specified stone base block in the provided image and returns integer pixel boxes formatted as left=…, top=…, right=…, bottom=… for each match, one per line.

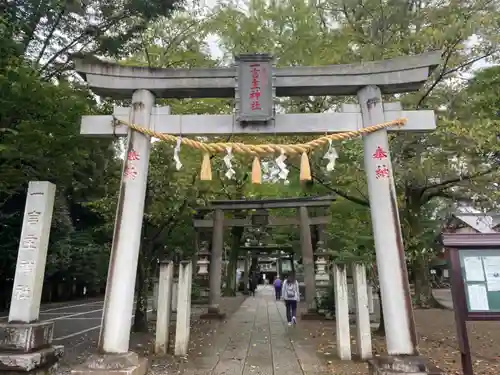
left=368, top=355, right=444, bottom=375
left=71, top=352, right=147, bottom=375
left=195, top=278, right=209, bottom=288
left=199, top=307, right=226, bottom=320
left=301, top=310, right=325, bottom=320
left=0, top=322, right=54, bottom=353
left=191, top=298, right=209, bottom=305
left=0, top=345, right=63, bottom=374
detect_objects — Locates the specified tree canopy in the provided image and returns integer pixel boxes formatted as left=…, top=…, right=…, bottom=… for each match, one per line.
left=1, top=0, right=499, bottom=312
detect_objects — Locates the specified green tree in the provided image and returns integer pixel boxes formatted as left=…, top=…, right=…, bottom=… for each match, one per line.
left=0, top=58, right=118, bottom=307
left=206, top=0, right=500, bottom=307
left=101, top=12, right=237, bottom=329
left=1, top=0, right=183, bottom=77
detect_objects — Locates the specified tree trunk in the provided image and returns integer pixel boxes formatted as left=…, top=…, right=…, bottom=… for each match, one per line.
left=223, top=248, right=238, bottom=296
left=413, top=257, right=439, bottom=308
left=133, top=258, right=150, bottom=332
left=375, top=287, right=385, bottom=336
left=403, top=187, right=442, bottom=308
left=224, top=226, right=243, bottom=296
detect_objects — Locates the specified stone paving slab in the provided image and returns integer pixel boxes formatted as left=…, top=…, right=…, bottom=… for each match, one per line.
left=182, top=285, right=327, bottom=375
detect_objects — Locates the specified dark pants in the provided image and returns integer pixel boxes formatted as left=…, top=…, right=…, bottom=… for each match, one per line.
left=249, top=281, right=255, bottom=296
left=284, top=300, right=297, bottom=323
left=274, top=286, right=281, bottom=300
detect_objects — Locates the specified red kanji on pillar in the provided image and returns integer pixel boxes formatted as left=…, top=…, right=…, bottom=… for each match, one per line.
left=124, top=165, right=138, bottom=180
left=372, top=146, right=388, bottom=160
left=127, top=149, right=140, bottom=161
left=375, top=165, right=390, bottom=179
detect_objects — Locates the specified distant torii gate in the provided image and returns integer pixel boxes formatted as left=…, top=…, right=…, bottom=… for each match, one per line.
left=72, top=51, right=441, bottom=375
left=192, top=196, right=333, bottom=318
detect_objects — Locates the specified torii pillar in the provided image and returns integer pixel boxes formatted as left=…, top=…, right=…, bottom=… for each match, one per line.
left=200, top=209, right=226, bottom=319
left=72, top=89, right=154, bottom=375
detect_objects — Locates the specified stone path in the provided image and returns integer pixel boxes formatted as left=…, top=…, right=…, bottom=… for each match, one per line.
left=182, top=285, right=328, bottom=375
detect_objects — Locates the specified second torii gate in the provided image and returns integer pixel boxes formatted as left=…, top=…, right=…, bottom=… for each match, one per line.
left=72, top=51, right=441, bottom=375
left=192, top=196, right=334, bottom=317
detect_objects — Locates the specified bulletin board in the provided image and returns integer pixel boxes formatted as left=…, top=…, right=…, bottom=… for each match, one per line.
left=458, top=249, right=500, bottom=314
left=442, top=233, right=500, bottom=375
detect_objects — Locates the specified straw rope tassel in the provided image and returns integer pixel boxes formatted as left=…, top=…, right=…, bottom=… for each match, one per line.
left=251, top=156, right=262, bottom=184
left=121, top=119, right=406, bottom=157
left=200, top=153, right=212, bottom=181
left=299, top=152, right=312, bottom=181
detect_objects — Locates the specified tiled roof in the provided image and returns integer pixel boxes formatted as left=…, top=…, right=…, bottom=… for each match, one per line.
left=453, top=206, right=498, bottom=234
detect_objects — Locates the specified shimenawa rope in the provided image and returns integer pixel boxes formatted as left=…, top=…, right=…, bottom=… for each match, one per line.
left=114, top=117, right=406, bottom=183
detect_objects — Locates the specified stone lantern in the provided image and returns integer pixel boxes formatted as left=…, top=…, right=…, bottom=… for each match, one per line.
left=251, top=208, right=269, bottom=228
left=197, top=241, right=210, bottom=275
left=315, top=241, right=329, bottom=283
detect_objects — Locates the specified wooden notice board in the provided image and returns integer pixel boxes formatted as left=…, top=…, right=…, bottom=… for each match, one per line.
left=458, top=249, right=500, bottom=315
left=442, top=232, right=500, bottom=375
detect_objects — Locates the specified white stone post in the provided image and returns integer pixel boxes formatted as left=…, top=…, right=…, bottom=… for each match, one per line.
left=358, top=85, right=416, bottom=355
left=352, top=264, right=372, bottom=359
left=172, top=281, right=178, bottom=312
left=175, top=261, right=193, bottom=356
left=153, top=280, right=159, bottom=313
left=9, top=181, right=56, bottom=323
left=99, top=89, right=155, bottom=354
left=333, top=264, right=351, bottom=360
left=367, top=285, right=374, bottom=314
left=155, top=261, right=174, bottom=355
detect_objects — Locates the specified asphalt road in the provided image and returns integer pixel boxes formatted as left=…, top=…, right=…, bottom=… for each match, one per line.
left=0, top=298, right=153, bottom=348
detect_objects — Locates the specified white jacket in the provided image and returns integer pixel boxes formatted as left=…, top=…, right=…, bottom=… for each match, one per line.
left=281, top=280, right=300, bottom=301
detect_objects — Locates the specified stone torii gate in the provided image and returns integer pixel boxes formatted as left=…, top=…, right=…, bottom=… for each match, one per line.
left=73, top=51, right=441, bottom=375
left=192, top=196, right=334, bottom=318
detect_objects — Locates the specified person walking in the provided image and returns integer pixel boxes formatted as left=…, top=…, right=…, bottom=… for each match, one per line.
left=273, top=276, right=282, bottom=300
left=248, top=272, right=258, bottom=296
left=281, top=273, right=300, bottom=326
left=248, top=277, right=255, bottom=297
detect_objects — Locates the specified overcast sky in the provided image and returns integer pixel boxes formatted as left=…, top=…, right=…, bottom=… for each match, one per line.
left=195, top=0, right=493, bottom=73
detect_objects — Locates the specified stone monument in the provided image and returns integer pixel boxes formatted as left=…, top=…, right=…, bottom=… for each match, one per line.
left=0, top=181, right=64, bottom=375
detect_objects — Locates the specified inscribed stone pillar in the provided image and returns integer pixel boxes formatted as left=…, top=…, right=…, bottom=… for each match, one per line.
left=9, top=181, right=56, bottom=323
left=0, top=181, right=64, bottom=375
left=298, top=207, right=316, bottom=312
left=174, top=261, right=193, bottom=356
left=155, top=261, right=174, bottom=355
left=358, top=85, right=416, bottom=355
left=201, top=209, right=225, bottom=319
